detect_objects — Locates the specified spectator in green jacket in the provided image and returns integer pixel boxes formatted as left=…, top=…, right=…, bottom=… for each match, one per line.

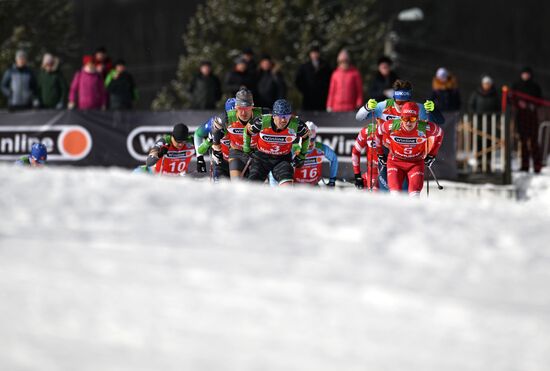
left=37, top=53, right=68, bottom=109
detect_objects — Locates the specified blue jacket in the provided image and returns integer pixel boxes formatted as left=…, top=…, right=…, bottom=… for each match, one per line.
left=1, top=65, right=38, bottom=107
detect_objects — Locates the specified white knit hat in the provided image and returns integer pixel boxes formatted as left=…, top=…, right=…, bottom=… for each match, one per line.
left=481, top=75, right=493, bottom=85
left=436, top=67, right=449, bottom=80
left=42, top=53, right=54, bottom=66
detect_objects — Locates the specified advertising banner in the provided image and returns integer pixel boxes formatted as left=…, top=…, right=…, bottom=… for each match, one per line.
left=0, top=110, right=458, bottom=180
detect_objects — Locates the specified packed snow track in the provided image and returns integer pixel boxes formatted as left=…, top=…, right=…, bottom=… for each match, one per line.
left=1, top=165, right=549, bottom=371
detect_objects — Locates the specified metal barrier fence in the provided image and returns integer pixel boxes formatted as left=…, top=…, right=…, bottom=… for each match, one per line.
left=456, top=112, right=508, bottom=175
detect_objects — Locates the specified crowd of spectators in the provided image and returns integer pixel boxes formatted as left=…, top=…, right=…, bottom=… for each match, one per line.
left=1, top=47, right=137, bottom=111
left=1, top=45, right=545, bottom=121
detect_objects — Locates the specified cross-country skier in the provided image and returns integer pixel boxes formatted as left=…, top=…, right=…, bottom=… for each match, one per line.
left=351, top=121, right=381, bottom=190
left=375, top=102, right=444, bottom=196
left=15, top=143, right=48, bottom=167
left=356, top=79, right=444, bottom=125
left=353, top=80, right=445, bottom=191
left=211, top=88, right=265, bottom=179
left=194, top=98, right=236, bottom=180
left=243, top=99, right=310, bottom=186
left=145, top=123, right=195, bottom=175
left=293, top=121, right=338, bottom=186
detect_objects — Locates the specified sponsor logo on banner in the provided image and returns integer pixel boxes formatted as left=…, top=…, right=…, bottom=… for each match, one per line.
left=316, top=127, right=360, bottom=163
left=0, top=125, right=92, bottom=161
left=260, top=133, right=295, bottom=143
left=126, top=126, right=198, bottom=162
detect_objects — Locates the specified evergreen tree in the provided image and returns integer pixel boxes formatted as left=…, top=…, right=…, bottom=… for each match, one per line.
left=153, top=0, right=387, bottom=110
left=0, top=0, right=79, bottom=107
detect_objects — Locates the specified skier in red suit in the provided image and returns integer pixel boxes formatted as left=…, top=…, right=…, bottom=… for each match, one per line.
left=376, top=102, right=444, bottom=196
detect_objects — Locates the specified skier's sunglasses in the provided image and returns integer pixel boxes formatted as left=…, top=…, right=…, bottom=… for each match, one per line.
left=274, top=114, right=292, bottom=120
left=402, top=116, right=417, bottom=123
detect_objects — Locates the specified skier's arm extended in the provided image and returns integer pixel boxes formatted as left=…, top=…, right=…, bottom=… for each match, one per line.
left=211, top=113, right=228, bottom=149
left=193, top=118, right=213, bottom=150
left=146, top=136, right=169, bottom=167
left=427, top=123, right=444, bottom=157
left=197, top=134, right=213, bottom=156
left=356, top=101, right=383, bottom=122
left=321, top=143, right=339, bottom=180
left=375, top=122, right=389, bottom=156
left=351, top=128, right=368, bottom=174
left=243, top=116, right=263, bottom=153
left=296, top=120, right=310, bottom=158
left=418, top=103, right=445, bottom=126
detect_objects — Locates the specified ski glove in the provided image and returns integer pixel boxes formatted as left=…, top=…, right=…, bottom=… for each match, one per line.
left=291, top=155, right=305, bottom=168
left=424, top=100, right=435, bottom=112
left=366, top=99, right=378, bottom=111
left=212, top=150, right=224, bottom=165
left=158, top=146, right=168, bottom=158
left=354, top=173, right=364, bottom=189
left=378, top=154, right=387, bottom=167
left=145, top=155, right=159, bottom=167
left=327, top=178, right=336, bottom=187
left=425, top=155, right=436, bottom=167
left=196, top=155, right=207, bottom=173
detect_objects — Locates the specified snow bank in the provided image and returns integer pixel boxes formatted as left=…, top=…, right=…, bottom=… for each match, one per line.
left=0, top=165, right=549, bottom=371
left=517, top=167, right=550, bottom=207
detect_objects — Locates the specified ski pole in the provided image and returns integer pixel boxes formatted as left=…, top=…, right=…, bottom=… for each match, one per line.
left=209, top=149, right=214, bottom=182
left=426, top=168, right=430, bottom=197
left=427, top=165, right=444, bottom=190
left=368, top=113, right=377, bottom=191
left=241, top=157, right=252, bottom=179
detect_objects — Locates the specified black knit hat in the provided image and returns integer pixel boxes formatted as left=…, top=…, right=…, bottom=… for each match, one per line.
left=172, top=123, right=189, bottom=142
left=377, top=56, right=393, bottom=66
left=521, top=66, right=533, bottom=74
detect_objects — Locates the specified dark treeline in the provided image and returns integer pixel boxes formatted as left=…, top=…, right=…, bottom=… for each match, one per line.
left=74, top=0, right=550, bottom=108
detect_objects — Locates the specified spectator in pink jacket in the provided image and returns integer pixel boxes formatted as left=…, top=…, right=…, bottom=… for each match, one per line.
left=68, top=55, right=107, bottom=110
left=326, top=49, right=363, bottom=112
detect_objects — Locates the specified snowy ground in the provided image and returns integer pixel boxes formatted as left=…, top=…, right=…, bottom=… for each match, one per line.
left=0, top=164, right=549, bottom=371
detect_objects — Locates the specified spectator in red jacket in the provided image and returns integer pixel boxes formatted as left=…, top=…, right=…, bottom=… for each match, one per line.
left=326, top=49, right=363, bottom=112
left=68, top=55, right=107, bottom=110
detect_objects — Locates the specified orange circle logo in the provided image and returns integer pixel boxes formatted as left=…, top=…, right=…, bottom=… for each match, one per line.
left=62, top=130, right=88, bottom=156
left=58, top=127, right=92, bottom=160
